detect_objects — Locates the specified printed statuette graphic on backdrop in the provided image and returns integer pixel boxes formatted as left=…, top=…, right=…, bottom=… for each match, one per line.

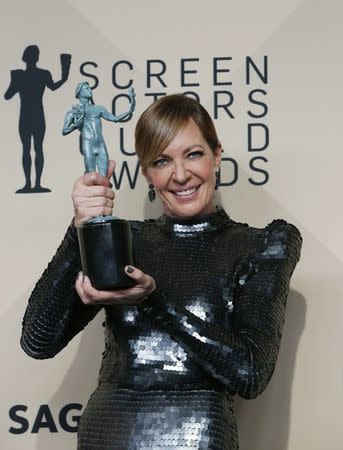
left=4, top=46, right=71, bottom=193
left=62, top=82, right=136, bottom=291
left=62, top=81, right=135, bottom=176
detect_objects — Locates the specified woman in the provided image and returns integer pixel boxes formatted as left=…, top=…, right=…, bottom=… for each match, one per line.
left=21, top=95, right=302, bottom=449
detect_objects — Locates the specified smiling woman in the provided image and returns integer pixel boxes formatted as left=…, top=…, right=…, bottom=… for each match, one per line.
left=143, top=119, right=221, bottom=218
left=136, top=94, right=222, bottom=218
left=21, top=94, right=302, bottom=450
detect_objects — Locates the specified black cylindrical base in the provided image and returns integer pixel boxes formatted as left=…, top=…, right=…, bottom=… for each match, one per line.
left=77, top=218, right=136, bottom=290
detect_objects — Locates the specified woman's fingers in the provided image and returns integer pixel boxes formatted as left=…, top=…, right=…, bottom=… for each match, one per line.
left=107, top=160, right=116, bottom=179
left=75, top=272, right=90, bottom=304
left=77, top=196, right=114, bottom=208
left=81, top=171, right=110, bottom=188
left=76, top=274, right=121, bottom=304
left=72, top=194, right=114, bottom=225
left=82, top=276, right=120, bottom=302
left=76, top=206, right=113, bottom=221
left=73, top=182, right=115, bottom=199
left=72, top=164, right=116, bottom=227
left=125, top=266, right=156, bottom=292
left=83, top=185, right=115, bottom=200
left=77, top=274, right=116, bottom=305
left=75, top=268, right=156, bottom=306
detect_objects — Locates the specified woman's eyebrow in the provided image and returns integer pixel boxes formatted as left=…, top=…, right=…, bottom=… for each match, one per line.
left=159, top=144, right=205, bottom=159
left=156, top=144, right=205, bottom=159
left=183, top=144, right=205, bottom=153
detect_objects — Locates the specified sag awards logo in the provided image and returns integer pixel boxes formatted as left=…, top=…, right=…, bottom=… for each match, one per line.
left=5, top=46, right=269, bottom=194
left=8, top=403, right=83, bottom=434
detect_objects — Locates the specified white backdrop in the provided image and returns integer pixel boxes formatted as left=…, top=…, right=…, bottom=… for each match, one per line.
left=1, top=1, right=343, bottom=449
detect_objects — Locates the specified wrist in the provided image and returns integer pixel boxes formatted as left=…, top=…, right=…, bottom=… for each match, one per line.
left=67, top=220, right=78, bottom=242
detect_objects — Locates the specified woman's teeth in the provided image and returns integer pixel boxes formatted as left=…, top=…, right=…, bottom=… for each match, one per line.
left=175, top=187, right=197, bottom=197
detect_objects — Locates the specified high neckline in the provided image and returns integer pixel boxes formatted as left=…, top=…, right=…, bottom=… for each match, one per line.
left=158, top=207, right=232, bottom=235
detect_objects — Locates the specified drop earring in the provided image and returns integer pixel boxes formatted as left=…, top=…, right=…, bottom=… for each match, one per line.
left=215, top=171, right=220, bottom=190
left=148, top=184, right=156, bottom=202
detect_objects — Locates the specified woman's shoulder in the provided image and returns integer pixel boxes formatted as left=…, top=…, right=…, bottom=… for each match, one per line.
left=226, top=216, right=302, bottom=263
left=230, top=216, right=301, bottom=239
left=239, top=218, right=302, bottom=265
left=263, top=219, right=302, bottom=246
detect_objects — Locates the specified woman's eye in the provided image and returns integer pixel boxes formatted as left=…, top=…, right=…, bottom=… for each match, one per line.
left=188, top=150, right=204, bottom=159
left=152, top=158, right=168, bottom=167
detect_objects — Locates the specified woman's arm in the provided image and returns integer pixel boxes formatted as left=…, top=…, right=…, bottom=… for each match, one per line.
left=21, top=225, right=101, bottom=359
left=141, top=220, right=302, bottom=399
left=66, top=167, right=154, bottom=305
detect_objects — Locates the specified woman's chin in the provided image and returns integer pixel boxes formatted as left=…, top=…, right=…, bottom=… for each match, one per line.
left=163, top=197, right=215, bottom=219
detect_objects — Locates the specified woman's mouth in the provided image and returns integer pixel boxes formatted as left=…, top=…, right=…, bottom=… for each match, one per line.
left=171, top=185, right=201, bottom=198
left=176, top=187, right=196, bottom=197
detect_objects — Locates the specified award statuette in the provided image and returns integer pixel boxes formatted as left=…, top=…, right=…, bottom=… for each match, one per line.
left=62, top=82, right=136, bottom=290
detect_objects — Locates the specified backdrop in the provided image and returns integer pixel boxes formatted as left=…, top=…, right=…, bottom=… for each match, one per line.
left=2, top=1, right=342, bottom=449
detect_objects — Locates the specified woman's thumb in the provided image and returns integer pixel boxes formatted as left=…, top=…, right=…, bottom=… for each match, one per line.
left=107, top=160, right=116, bottom=179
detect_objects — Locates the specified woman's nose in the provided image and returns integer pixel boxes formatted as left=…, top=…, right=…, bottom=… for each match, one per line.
left=172, top=161, right=190, bottom=184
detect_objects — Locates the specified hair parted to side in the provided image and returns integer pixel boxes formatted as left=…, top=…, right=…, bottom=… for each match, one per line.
left=135, top=94, right=220, bottom=170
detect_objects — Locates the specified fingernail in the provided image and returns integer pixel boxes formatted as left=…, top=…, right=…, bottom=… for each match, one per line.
left=78, top=271, right=83, bottom=279
left=126, top=266, right=134, bottom=273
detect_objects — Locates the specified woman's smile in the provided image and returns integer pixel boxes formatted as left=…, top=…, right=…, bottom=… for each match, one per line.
left=171, top=184, right=200, bottom=197
left=144, top=119, right=221, bottom=218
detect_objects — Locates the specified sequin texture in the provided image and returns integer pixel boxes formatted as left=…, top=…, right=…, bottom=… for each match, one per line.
left=21, top=208, right=302, bottom=449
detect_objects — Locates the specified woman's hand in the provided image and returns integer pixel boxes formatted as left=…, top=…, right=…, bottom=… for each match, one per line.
left=75, top=265, right=156, bottom=306
left=72, top=160, right=116, bottom=228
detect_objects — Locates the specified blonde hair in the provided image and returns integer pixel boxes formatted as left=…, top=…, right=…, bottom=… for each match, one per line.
left=135, top=95, right=220, bottom=169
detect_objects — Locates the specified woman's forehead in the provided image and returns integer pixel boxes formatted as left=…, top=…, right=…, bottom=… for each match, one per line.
left=161, top=119, right=207, bottom=153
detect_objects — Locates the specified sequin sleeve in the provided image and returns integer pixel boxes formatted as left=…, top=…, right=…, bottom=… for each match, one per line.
left=20, top=225, right=101, bottom=359
left=141, top=220, right=302, bottom=399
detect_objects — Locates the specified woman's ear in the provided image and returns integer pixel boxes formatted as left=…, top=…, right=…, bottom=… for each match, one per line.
left=141, top=166, right=152, bottom=185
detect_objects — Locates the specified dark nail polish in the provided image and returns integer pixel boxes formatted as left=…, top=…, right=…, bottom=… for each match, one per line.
left=126, top=266, right=134, bottom=273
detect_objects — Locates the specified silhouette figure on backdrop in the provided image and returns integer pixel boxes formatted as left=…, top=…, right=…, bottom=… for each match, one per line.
left=4, top=45, right=71, bottom=193
left=62, top=81, right=135, bottom=176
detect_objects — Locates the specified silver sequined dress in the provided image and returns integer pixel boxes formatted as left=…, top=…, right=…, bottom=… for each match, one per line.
left=21, top=208, right=302, bottom=449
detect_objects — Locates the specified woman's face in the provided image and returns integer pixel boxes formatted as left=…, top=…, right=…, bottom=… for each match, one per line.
left=143, top=119, right=221, bottom=218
